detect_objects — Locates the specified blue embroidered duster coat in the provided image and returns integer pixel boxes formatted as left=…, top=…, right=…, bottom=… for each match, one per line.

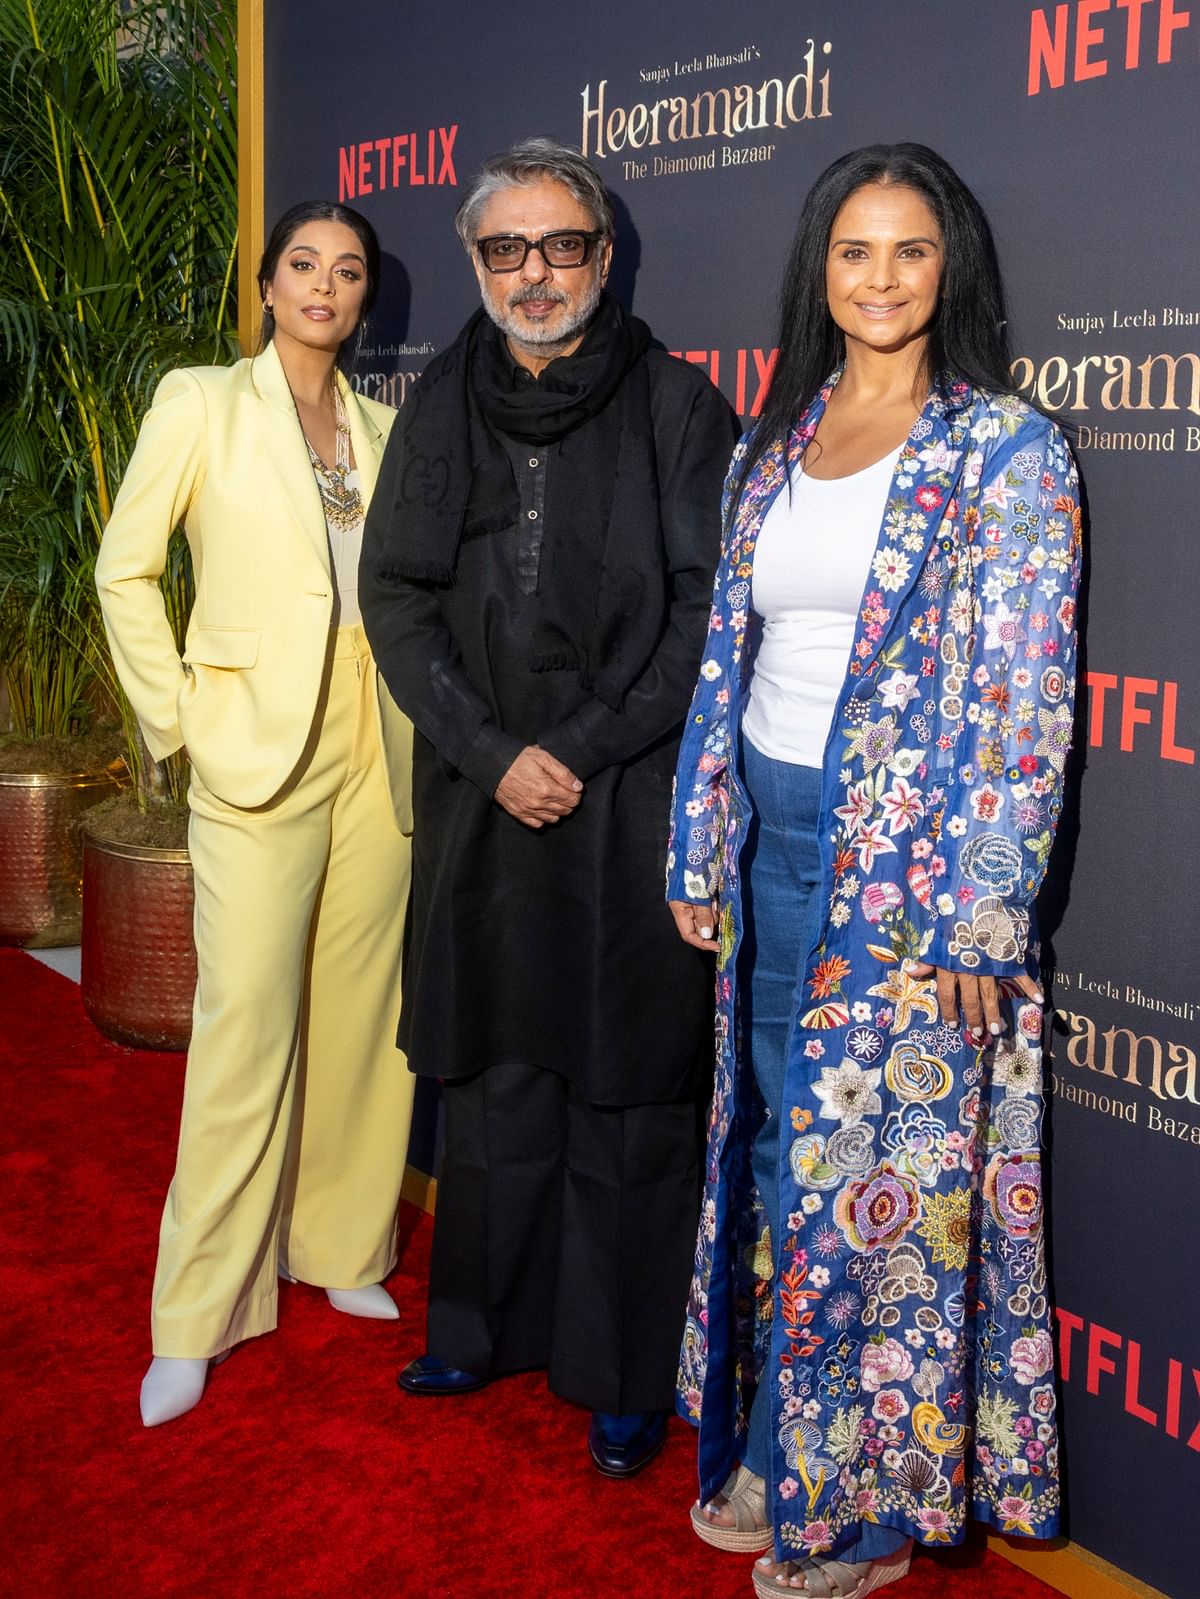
left=666, top=374, right=1081, bottom=1558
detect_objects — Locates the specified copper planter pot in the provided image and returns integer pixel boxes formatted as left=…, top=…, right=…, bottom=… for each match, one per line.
left=81, top=831, right=196, bottom=1051
left=0, top=769, right=121, bottom=947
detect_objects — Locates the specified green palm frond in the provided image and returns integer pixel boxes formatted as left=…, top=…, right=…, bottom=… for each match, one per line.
left=0, top=0, right=237, bottom=789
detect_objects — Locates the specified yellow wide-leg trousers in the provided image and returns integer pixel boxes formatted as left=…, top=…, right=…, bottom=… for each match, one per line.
left=151, top=626, right=413, bottom=1357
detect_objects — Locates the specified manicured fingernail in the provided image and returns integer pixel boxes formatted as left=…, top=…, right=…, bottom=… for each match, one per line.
left=700, top=926, right=712, bottom=939
left=572, top=780, right=582, bottom=790
left=990, top=1022, right=1003, bottom=1036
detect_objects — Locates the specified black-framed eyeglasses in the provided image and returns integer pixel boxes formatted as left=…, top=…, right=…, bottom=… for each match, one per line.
left=475, top=230, right=604, bottom=274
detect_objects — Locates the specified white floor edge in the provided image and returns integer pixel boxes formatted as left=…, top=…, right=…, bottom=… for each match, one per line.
left=27, top=946, right=81, bottom=983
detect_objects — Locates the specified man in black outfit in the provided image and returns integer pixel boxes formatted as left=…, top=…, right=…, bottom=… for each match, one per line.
left=360, top=136, right=736, bottom=1475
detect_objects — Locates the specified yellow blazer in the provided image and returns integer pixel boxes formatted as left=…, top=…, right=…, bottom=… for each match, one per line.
left=95, top=340, right=412, bottom=826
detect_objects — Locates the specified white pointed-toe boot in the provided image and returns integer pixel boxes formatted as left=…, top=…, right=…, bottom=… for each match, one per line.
left=139, top=1356, right=211, bottom=1428
left=325, top=1284, right=399, bottom=1320
left=280, top=1263, right=399, bottom=1320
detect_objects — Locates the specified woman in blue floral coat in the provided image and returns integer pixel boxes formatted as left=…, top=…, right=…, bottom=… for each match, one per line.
left=667, top=145, right=1081, bottom=1599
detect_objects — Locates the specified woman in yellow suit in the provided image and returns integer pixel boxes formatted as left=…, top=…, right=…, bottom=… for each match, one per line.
left=96, top=202, right=415, bottom=1427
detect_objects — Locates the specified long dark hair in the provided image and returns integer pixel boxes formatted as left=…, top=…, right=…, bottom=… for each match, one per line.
left=256, top=200, right=381, bottom=353
left=735, top=143, right=1013, bottom=504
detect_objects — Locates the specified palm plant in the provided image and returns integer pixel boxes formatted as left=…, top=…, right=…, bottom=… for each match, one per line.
left=0, top=0, right=238, bottom=802
left=0, top=471, right=97, bottom=738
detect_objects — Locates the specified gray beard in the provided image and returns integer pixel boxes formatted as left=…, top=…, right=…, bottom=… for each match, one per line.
left=484, top=273, right=604, bottom=360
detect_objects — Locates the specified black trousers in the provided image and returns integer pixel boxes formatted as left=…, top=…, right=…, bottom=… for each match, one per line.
left=426, top=1062, right=702, bottom=1415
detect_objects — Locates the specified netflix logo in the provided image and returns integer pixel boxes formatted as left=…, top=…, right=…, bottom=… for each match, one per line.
left=1086, top=671, right=1195, bottom=763
left=1056, top=1308, right=1200, bottom=1450
left=338, top=126, right=458, bottom=202
left=670, top=345, right=779, bottom=417
left=1028, top=1, right=1195, bottom=95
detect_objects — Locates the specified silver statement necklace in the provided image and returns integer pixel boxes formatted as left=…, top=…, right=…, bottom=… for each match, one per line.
left=304, top=385, right=363, bottom=532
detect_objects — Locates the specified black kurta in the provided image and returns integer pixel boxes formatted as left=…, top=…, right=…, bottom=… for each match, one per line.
left=361, top=328, right=737, bottom=1107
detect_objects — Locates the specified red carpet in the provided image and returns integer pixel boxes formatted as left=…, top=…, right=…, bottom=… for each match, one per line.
left=0, top=948, right=1061, bottom=1598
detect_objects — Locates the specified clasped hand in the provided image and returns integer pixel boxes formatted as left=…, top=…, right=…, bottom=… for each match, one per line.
left=495, top=745, right=583, bottom=829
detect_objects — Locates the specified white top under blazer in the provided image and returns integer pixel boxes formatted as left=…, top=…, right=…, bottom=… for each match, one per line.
left=327, top=467, right=364, bottom=628
left=742, top=446, right=902, bottom=768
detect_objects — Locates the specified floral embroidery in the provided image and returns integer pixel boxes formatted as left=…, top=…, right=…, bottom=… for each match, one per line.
left=916, top=1189, right=973, bottom=1273
left=834, top=1164, right=923, bottom=1252
left=668, top=375, right=1079, bottom=1553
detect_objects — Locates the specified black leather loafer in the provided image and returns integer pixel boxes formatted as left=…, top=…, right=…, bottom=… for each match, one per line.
left=587, top=1409, right=668, bottom=1477
left=396, top=1353, right=489, bottom=1395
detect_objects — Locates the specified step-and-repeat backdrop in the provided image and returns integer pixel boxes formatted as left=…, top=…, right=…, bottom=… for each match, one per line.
left=263, top=5, right=1199, bottom=1593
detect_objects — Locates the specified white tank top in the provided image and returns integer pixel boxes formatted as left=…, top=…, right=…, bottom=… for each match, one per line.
left=742, top=446, right=900, bottom=768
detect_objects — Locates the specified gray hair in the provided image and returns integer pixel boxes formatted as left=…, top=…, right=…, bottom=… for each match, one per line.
left=454, top=136, right=615, bottom=251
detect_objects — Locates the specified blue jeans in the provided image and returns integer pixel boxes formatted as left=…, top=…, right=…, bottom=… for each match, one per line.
left=738, top=736, right=907, bottom=1563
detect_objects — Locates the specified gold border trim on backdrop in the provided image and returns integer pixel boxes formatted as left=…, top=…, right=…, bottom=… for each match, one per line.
left=236, top=7, right=1155, bottom=1594
left=401, top=1166, right=437, bottom=1216
left=237, top=0, right=265, bottom=357
left=984, top=1532, right=1168, bottom=1599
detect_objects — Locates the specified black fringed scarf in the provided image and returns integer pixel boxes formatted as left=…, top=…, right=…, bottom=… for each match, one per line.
left=370, top=295, right=669, bottom=710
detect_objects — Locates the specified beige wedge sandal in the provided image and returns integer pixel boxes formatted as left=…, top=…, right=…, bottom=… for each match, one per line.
left=751, top=1541, right=913, bottom=1599
left=690, top=1464, right=774, bottom=1552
